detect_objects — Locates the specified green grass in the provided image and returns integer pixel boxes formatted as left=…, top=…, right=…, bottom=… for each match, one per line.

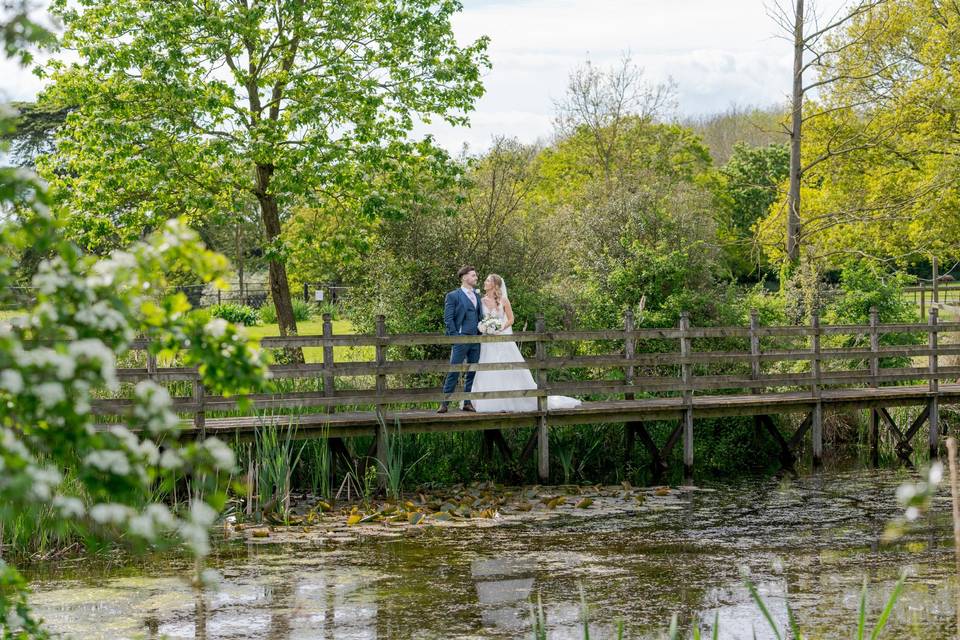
left=246, top=319, right=372, bottom=363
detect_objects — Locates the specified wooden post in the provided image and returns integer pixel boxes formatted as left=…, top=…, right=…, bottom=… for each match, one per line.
left=374, top=315, right=388, bottom=486
left=929, top=306, right=940, bottom=460
left=535, top=314, right=549, bottom=482
left=811, top=311, right=823, bottom=468
left=869, top=306, right=880, bottom=467
left=679, top=311, right=694, bottom=483
left=192, top=377, right=206, bottom=434
left=322, top=314, right=336, bottom=402
left=921, top=287, right=926, bottom=321
left=321, top=314, right=344, bottom=487
left=624, top=309, right=638, bottom=460
left=146, top=350, right=157, bottom=381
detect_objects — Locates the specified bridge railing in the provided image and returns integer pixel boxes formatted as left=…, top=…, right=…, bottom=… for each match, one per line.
left=91, top=306, right=959, bottom=425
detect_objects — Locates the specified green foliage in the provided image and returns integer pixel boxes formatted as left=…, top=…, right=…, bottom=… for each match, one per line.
left=722, top=143, right=790, bottom=235
left=0, top=215, right=270, bottom=636
left=258, top=299, right=315, bottom=325
left=210, top=303, right=260, bottom=327
left=758, top=0, right=960, bottom=270
left=824, top=263, right=916, bottom=326
left=40, top=0, right=490, bottom=253
left=717, top=142, right=789, bottom=279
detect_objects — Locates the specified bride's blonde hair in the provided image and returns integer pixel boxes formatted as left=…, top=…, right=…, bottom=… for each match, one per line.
left=487, top=273, right=505, bottom=306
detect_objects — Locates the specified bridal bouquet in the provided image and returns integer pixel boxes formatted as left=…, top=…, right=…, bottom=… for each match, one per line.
left=478, top=317, right=504, bottom=335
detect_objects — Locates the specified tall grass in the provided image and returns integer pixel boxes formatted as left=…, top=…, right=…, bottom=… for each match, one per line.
left=301, top=428, right=332, bottom=500
left=254, top=416, right=305, bottom=522
left=374, top=418, right=427, bottom=502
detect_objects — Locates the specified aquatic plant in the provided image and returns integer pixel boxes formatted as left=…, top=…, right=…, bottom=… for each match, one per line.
left=303, top=430, right=332, bottom=500
left=374, top=418, right=428, bottom=503
left=254, top=416, right=305, bottom=523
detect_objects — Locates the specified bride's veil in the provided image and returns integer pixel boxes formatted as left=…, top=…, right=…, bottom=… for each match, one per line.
left=499, top=277, right=508, bottom=302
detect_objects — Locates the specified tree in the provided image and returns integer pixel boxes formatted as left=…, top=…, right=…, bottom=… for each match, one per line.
left=685, top=105, right=786, bottom=165
left=766, top=0, right=887, bottom=264
left=717, top=142, right=790, bottom=278
left=758, top=0, right=960, bottom=270
left=553, top=54, right=676, bottom=191
left=39, top=0, right=489, bottom=358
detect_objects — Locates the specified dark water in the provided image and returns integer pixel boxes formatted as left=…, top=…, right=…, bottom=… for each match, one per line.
left=25, top=469, right=958, bottom=639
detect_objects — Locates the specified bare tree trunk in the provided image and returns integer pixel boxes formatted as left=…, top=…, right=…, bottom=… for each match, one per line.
left=255, top=162, right=303, bottom=363
left=787, top=0, right=804, bottom=264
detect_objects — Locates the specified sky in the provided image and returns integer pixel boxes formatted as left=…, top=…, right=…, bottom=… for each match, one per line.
left=2, top=0, right=851, bottom=153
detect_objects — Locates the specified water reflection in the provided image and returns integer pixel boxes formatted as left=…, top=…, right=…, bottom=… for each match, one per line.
left=24, top=470, right=960, bottom=639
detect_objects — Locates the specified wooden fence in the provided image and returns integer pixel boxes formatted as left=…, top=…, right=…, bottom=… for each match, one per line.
left=93, top=307, right=960, bottom=481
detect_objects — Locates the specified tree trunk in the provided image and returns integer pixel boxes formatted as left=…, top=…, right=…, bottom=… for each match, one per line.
left=235, top=220, right=244, bottom=305
left=787, top=0, right=804, bottom=264
left=255, top=162, right=304, bottom=363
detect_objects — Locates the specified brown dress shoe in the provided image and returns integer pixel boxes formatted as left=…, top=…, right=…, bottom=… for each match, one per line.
left=436, top=403, right=449, bottom=414
left=462, top=402, right=476, bottom=412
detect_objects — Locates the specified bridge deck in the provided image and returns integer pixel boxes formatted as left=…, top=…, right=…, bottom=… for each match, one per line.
left=178, top=383, right=960, bottom=441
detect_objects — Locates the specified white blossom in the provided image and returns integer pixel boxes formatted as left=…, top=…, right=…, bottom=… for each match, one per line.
left=205, top=317, right=229, bottom=338
left=53, top=495, right=85, bottom=518
left=145, top=503, right=176, bottom=529
left=190, top=501, right=218, bottom=527
left=896, top=484, right=916, bottom=503
left=127, top=513, right=156, bottom=539
left=84, top=449, right=132, bottom=476
left=928, top=462, right=944, bottom=485
left=34, top=381, right=66, bottom=407
left=0, top=369, right=23, bottom=394
left=159, top=448, right=184, bottom=469
left=69, top=338, right=118, bottom=387
left=90, top=503, right=133, bottom=525
left=26, top=465, right=62, bottom=501
left=179, top=521, right=210, bottom=556
left=203, top=437, right=235, bottom=471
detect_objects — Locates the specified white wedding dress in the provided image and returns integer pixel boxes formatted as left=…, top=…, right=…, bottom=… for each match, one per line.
left=471, top=300, right=582, bottom=413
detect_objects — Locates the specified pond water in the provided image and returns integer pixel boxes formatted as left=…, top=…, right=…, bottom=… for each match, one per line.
left=24, top=469, right=958, bottom=639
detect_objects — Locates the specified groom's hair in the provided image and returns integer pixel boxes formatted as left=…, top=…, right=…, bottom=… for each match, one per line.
left=457, top=265, right=476, bottom=279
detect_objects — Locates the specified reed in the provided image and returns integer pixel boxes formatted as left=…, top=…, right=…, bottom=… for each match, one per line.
left=253, top=414, right=305, bottom=523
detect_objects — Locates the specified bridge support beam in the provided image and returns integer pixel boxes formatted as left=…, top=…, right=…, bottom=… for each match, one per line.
left=682, top=409, right=694, bottom=483
left=929, top=397, right=940, bottom=460
left=537, top=417, right=549, bottom=482
left=811, top=403, right=823, bottom=468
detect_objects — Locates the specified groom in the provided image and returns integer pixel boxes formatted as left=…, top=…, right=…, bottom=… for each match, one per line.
left=437, top=265, right=484, bottom=413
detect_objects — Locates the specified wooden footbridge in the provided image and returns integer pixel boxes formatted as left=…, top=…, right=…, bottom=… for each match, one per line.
left=94, top=307, right=960, bottom=482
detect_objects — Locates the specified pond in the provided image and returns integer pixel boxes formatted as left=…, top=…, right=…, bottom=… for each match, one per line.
left=24, top=468, right=957, bottom=639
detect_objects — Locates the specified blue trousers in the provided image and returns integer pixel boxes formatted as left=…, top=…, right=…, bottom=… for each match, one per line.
left=442, top=342, right=481, bottom=399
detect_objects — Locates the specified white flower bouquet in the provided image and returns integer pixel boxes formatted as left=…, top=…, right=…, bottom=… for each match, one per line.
left=478, top=316, right=504, bottom=335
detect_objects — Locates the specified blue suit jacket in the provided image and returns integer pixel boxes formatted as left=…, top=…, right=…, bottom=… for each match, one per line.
left=443, top=288, right=484, bottom=336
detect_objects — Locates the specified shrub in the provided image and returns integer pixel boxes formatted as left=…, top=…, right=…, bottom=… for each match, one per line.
left=258, top=302, right=277, bottom=324
left=292, top=299, right=316, bottom=321
left=258, top=299, right=315, bottom=325
left=211, top=303, right=260, bottom=326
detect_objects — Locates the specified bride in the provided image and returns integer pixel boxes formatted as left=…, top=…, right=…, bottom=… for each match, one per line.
left=471, top=274, right=582, bottom=413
